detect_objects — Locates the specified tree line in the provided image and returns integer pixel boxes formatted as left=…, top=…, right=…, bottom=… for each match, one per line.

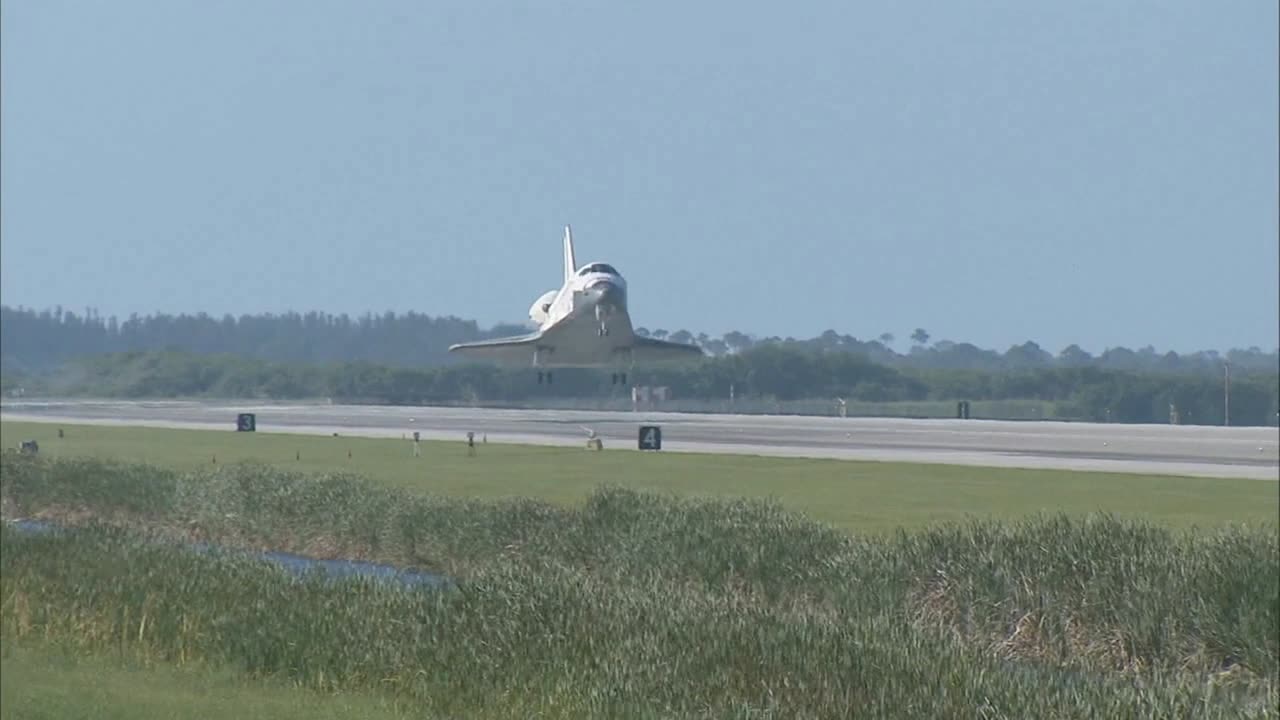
left=0, top=305, right=529, bottom=371
left=5, top=345, right=1276, bottom=426
left=3, top=305, right=1276, bottom=378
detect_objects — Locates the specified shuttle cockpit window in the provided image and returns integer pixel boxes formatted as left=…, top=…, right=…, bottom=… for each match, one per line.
left=578, top=263, right=619, bottom=276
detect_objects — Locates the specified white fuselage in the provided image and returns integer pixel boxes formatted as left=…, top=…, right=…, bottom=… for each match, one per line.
left=526, top=262, right=635, bottom=367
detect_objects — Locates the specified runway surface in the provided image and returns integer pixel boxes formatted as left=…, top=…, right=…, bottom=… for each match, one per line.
left=3, top=399, right=1278, bottom=479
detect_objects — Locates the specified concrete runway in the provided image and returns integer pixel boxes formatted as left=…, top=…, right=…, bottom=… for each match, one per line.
left=3, top=399, right=1277, bottom=479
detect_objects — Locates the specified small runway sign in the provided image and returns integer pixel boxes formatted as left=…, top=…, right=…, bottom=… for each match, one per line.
left=638, top=425, right=662, bottom=450
left=236, top=413, right=256, bottom=432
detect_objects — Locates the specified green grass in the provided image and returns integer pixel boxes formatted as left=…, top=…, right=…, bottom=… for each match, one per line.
left=0, top=643, right=420, bottom=720
left=1, top=456, right=1276, bottom=718
left=2, top=420, right=1276, bottom=533
left=460, top=396, right=1078, bottom=420
left=2, top=423, right=1276, bottom=717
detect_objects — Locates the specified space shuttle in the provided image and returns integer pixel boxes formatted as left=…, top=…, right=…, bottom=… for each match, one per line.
left=448, top=225, right=704, bottom=384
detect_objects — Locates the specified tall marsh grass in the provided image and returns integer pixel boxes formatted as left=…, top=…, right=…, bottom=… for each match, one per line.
left=2, top=453, right=1276, bottom=717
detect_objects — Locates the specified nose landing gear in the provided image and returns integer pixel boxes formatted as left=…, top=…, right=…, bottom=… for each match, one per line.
left=594, top=303, right=612, bottom=337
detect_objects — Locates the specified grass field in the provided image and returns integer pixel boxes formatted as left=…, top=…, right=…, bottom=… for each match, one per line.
left=428, top=396, right=1079, bottom=421
left=3, top=420, right=1277, bottom=533
left=3, top=455, right=1277, bottom=718
left=0, top=644, right=417, bottom=720
left=2, top=420, right=1277, bottom=717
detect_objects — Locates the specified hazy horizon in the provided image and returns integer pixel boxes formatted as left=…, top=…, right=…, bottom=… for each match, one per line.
left=3, top=2, right=1276, bottom=355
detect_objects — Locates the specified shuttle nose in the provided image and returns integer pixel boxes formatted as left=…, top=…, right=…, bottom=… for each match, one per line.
left=586, top=279, right=625, bottom=309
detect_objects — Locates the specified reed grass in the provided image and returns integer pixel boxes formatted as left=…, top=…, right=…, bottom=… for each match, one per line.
left=2, top=453, right=1276, bottom=717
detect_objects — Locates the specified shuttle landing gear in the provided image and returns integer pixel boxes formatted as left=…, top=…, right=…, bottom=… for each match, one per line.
left=595, top=304, right=610, bottom=337
left=533, top=347, right=553, bottom=385
left=610, top=372, right=628, bottom=386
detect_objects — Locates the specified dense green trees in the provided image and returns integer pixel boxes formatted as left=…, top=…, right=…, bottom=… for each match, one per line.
left=5, top=305, right=1275, bottom=377
left=9, top=346, right=1274, bottom=426
left=3, top=305, right=1276, bottom=425
left=0, top=306, right=528, bottom=372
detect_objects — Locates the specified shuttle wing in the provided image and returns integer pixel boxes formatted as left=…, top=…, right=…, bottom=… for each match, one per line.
left=448, top=331, right=543, bottom=364
left=630, top=336, right=706, bottom=364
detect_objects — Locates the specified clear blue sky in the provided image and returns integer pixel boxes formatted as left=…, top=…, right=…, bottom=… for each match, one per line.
left=3, top=1, right=1276, bottom=354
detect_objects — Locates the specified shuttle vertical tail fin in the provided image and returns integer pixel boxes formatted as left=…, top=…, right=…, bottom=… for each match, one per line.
left=562, top=225, right=577, bottom=283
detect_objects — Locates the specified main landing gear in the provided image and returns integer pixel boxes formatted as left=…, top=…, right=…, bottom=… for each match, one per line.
left=610, top=372, right=628, bottom=386
left=533, top=346, right=553, bottom=384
